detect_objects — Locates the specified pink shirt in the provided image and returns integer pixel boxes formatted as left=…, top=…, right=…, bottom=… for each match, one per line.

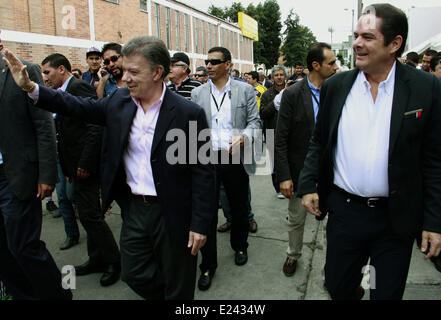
left=124, top=84, right=166, bottom=196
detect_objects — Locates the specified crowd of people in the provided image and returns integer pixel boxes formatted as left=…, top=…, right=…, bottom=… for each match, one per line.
left=0, top=3, right=441, bottom=301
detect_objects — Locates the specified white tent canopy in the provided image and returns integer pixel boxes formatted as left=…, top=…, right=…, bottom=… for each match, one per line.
left=405, top=32, right=441, bottom=55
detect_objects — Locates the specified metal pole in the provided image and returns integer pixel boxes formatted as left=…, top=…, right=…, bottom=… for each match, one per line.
left=351, top=9, right=355, bottom=69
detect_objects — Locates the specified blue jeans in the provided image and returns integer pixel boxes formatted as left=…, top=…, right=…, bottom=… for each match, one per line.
left=220, top=182, right=254, bottom=222
left=56, top=161, right=79, bottom=239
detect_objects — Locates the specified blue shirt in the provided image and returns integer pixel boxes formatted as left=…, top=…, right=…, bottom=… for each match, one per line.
left=104, top=76, right=119, bottom=97
left=307, top=75, right=320, bottom=123
left=82, top=70, right=100, bottom=88
left=0, top=152, right=3, bottom=165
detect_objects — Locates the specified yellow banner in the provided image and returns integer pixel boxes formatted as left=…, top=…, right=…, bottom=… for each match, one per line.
left=238, top=12, right=258, bottom=41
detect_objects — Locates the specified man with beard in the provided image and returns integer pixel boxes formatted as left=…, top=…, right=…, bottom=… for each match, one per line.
left=421, top=49, right=438, bottom=72
left=97, top=43, right=125, bottom=98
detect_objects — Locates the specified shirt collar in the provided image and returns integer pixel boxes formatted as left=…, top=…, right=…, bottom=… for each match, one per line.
left=360, top=61, right=396, bottom=96
left=131, top=83, right=167, bottom=111
left=60, top=75, right=74, bottom=92
left=210, top=77, right=231, bottom=96
left=307, top=75, right=320, bottom=92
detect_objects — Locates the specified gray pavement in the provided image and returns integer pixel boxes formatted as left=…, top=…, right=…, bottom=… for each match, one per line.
left=40, top=174, right=441, bottom=300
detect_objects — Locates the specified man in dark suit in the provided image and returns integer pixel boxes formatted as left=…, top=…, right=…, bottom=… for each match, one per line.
left=0, top=43, right=71, bottom=299
left=3, top=36, right=216, bottom=300
left=275, top=43, right=337, bottom=277
left=297, top=4, right=441, bottom=300
left=41, top=53, right=121, bottom=286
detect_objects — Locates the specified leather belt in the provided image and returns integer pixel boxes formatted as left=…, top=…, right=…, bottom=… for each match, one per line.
left=333, top=185, right=388, bottom=208
left=132, top=194, right=158, bottom=203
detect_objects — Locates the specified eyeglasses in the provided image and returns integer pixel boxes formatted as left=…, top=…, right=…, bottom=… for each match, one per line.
left=103, top=55, right=120, bottom=65
left=205, top=59, right=228, bottom=66
left=194, top=74, right=207, bottom=78
left=171, top=63, right=187, bottom=68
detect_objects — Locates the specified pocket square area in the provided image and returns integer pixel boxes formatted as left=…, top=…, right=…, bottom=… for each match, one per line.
left=404, top=109, right=423, bottom=118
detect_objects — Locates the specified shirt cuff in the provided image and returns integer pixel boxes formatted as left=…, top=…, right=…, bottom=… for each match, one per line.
left=27, top=84, right=39, bottom=102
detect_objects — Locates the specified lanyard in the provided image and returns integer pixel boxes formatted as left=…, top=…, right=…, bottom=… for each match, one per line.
left=308, top=85, right=320, bottom=106
left=211, top=92, right=227, bottom=112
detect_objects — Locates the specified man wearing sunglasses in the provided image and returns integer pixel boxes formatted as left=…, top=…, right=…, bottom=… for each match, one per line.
left=191, top=47, right=261, bottom=291
left=167, top=52, right=201, bottom=100
left=194, top=66, right=208, bottom=84
left=97, top=43, right=125, bottom=99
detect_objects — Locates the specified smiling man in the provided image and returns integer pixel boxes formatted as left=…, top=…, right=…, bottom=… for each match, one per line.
left=97, top=43, right=125, bottom=98
left=297, top=4, right=441, bottom=300
left=3, top=36, right=216, bottom=300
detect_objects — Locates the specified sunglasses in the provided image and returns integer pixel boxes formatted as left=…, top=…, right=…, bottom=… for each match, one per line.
left=205, top=59, right=228, bottom=66
left=194, top=74, right=207, bottom=78
left=103, top=55, right=120, bottom=65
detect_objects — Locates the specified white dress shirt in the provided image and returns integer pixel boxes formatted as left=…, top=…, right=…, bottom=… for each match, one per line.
left=123, top=84, right=166, bottom=196
left=210, top=79, right=233, bottom=151
left=333, top=62, right=396, bottom=197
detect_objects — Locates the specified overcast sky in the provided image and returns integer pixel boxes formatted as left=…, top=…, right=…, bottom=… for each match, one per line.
left=180, top=0, right=440, bottom=44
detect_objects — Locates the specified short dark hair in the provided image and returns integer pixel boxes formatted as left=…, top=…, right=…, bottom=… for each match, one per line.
left=208, top=47, right=232, bottom=62
left=72, top=68, right=82, bottom=76
left=294, top=61, right=303, bottom=67
left=249, top=71, right=259, bottom=81
left=41, top=53, right=72, bottom=72
left=102, top=42, right=122, bottom=55
left=307, top=42, right=332, bottom=72
left=424, top=49, right=438, bottom=58
left=364, top=3, right=408, bottom=57
left=231, top=69, right=240, bottom=77
left=430, top=55, right=441, bottom=72
left=406, top=51, right=419, bottom=65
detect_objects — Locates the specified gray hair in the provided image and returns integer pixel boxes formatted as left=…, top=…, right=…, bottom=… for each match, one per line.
left=271, top=65, right=287, bottom=78
left=122, top=36, right=170, bottom=79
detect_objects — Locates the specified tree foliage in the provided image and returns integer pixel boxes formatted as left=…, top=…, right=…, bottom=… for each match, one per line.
left=280, top=10, right=317, bottom=68
left=208, top=0, right=282, bottom=68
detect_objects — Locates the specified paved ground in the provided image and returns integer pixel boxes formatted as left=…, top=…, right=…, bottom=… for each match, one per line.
left=39, top=172, right=441, bottom=300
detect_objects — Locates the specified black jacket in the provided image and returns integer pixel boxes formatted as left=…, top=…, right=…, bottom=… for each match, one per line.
left=0, top=56, right=57, bottom=200
left=260, top=85, right=282, bottom=132
left=297, top=62, right=441, bottom=241
left=35, top=86, right=216, bottom=246
left=57, top=76, right=102, bottom=178
left=275, top=79, right=315, bottom=190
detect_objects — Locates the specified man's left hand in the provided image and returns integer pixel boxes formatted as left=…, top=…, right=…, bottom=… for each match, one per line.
left=37, top=184, right=55, bottom=200
left=421, top=231, right=441, bottom=259
left=76, top=167, right=90, bottom=179
left=188, top=231, right=207, bottom=256
left=229, top=136, right=244, bottom=155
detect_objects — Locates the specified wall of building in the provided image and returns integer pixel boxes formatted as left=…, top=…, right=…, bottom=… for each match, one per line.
left=0, top=0, right=254, bottom=72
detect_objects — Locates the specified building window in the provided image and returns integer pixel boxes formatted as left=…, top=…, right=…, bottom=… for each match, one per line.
left=214, top=25, right=218, bottom=46
left=155, top=4, right=160, bottom=38
left=166, top=7, right=171, bottom=49
left=104, top=0, right=119, bottom=4
left=184, top=14, right=189, bottom=52
left=140, top=0, right=147, bottom=12
left=202, top=21, right=206, bottom=54
left=176, top=10, right=180, bottom=51
left=207, top=24, right=211, bottom=50
left=220, top=28, right=223, bottom=46
left=194, top=18, right=199, bottom=53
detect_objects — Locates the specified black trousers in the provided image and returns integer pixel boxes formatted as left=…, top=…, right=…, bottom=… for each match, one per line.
left=200, top=153, right=250, bottom=273
left=0, top=166, right=72, bottom=300
left=119, top=194, right=197, bottom=300
left=73, top=175, right=120, bottom=265
left=325, top=188, right=414, bottom=300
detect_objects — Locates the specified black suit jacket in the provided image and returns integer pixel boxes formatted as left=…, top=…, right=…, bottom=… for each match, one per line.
left=35, top=85, right=216, bottom=245
left=275, top=79, right=314, bottom=190
left=57, top=76, right=102, bottom=178
left=297, top=62, right=441, bottom=241
left=0, top=56, right=57, bottom=200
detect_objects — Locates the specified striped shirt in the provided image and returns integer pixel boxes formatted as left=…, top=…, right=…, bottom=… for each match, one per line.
left=167, top=77, right=201, bottom=100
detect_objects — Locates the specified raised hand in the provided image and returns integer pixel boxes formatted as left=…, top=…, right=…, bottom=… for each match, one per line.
left=2, top=49, right=36, bottom=92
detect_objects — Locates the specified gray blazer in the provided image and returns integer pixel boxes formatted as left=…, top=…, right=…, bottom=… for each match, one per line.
left=0, top=56, right=57, bottom=200
left=191, top=78, right=261, bottom=175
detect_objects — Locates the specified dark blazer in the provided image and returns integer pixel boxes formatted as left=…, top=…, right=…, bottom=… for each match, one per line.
left=275, top=79, right=314, bottom=190
left=0, top=55, right=57, bottom=200
left=35, top=85, right=216, bottom=245
left=57, top=76, right=102, bottom=177
left=260, top=85, right=282, bottom=132
left=297, top=62, right=441, bottom=241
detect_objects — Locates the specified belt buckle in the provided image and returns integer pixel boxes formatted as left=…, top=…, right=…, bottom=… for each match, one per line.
left=367, top=197, right=380, bottom=208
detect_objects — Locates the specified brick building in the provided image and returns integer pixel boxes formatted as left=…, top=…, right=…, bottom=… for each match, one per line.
left=0, top=0, right=255, bottom=73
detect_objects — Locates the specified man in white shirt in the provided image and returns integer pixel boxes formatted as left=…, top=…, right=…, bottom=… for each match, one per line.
left=298, top=4, right=441, bottom=300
